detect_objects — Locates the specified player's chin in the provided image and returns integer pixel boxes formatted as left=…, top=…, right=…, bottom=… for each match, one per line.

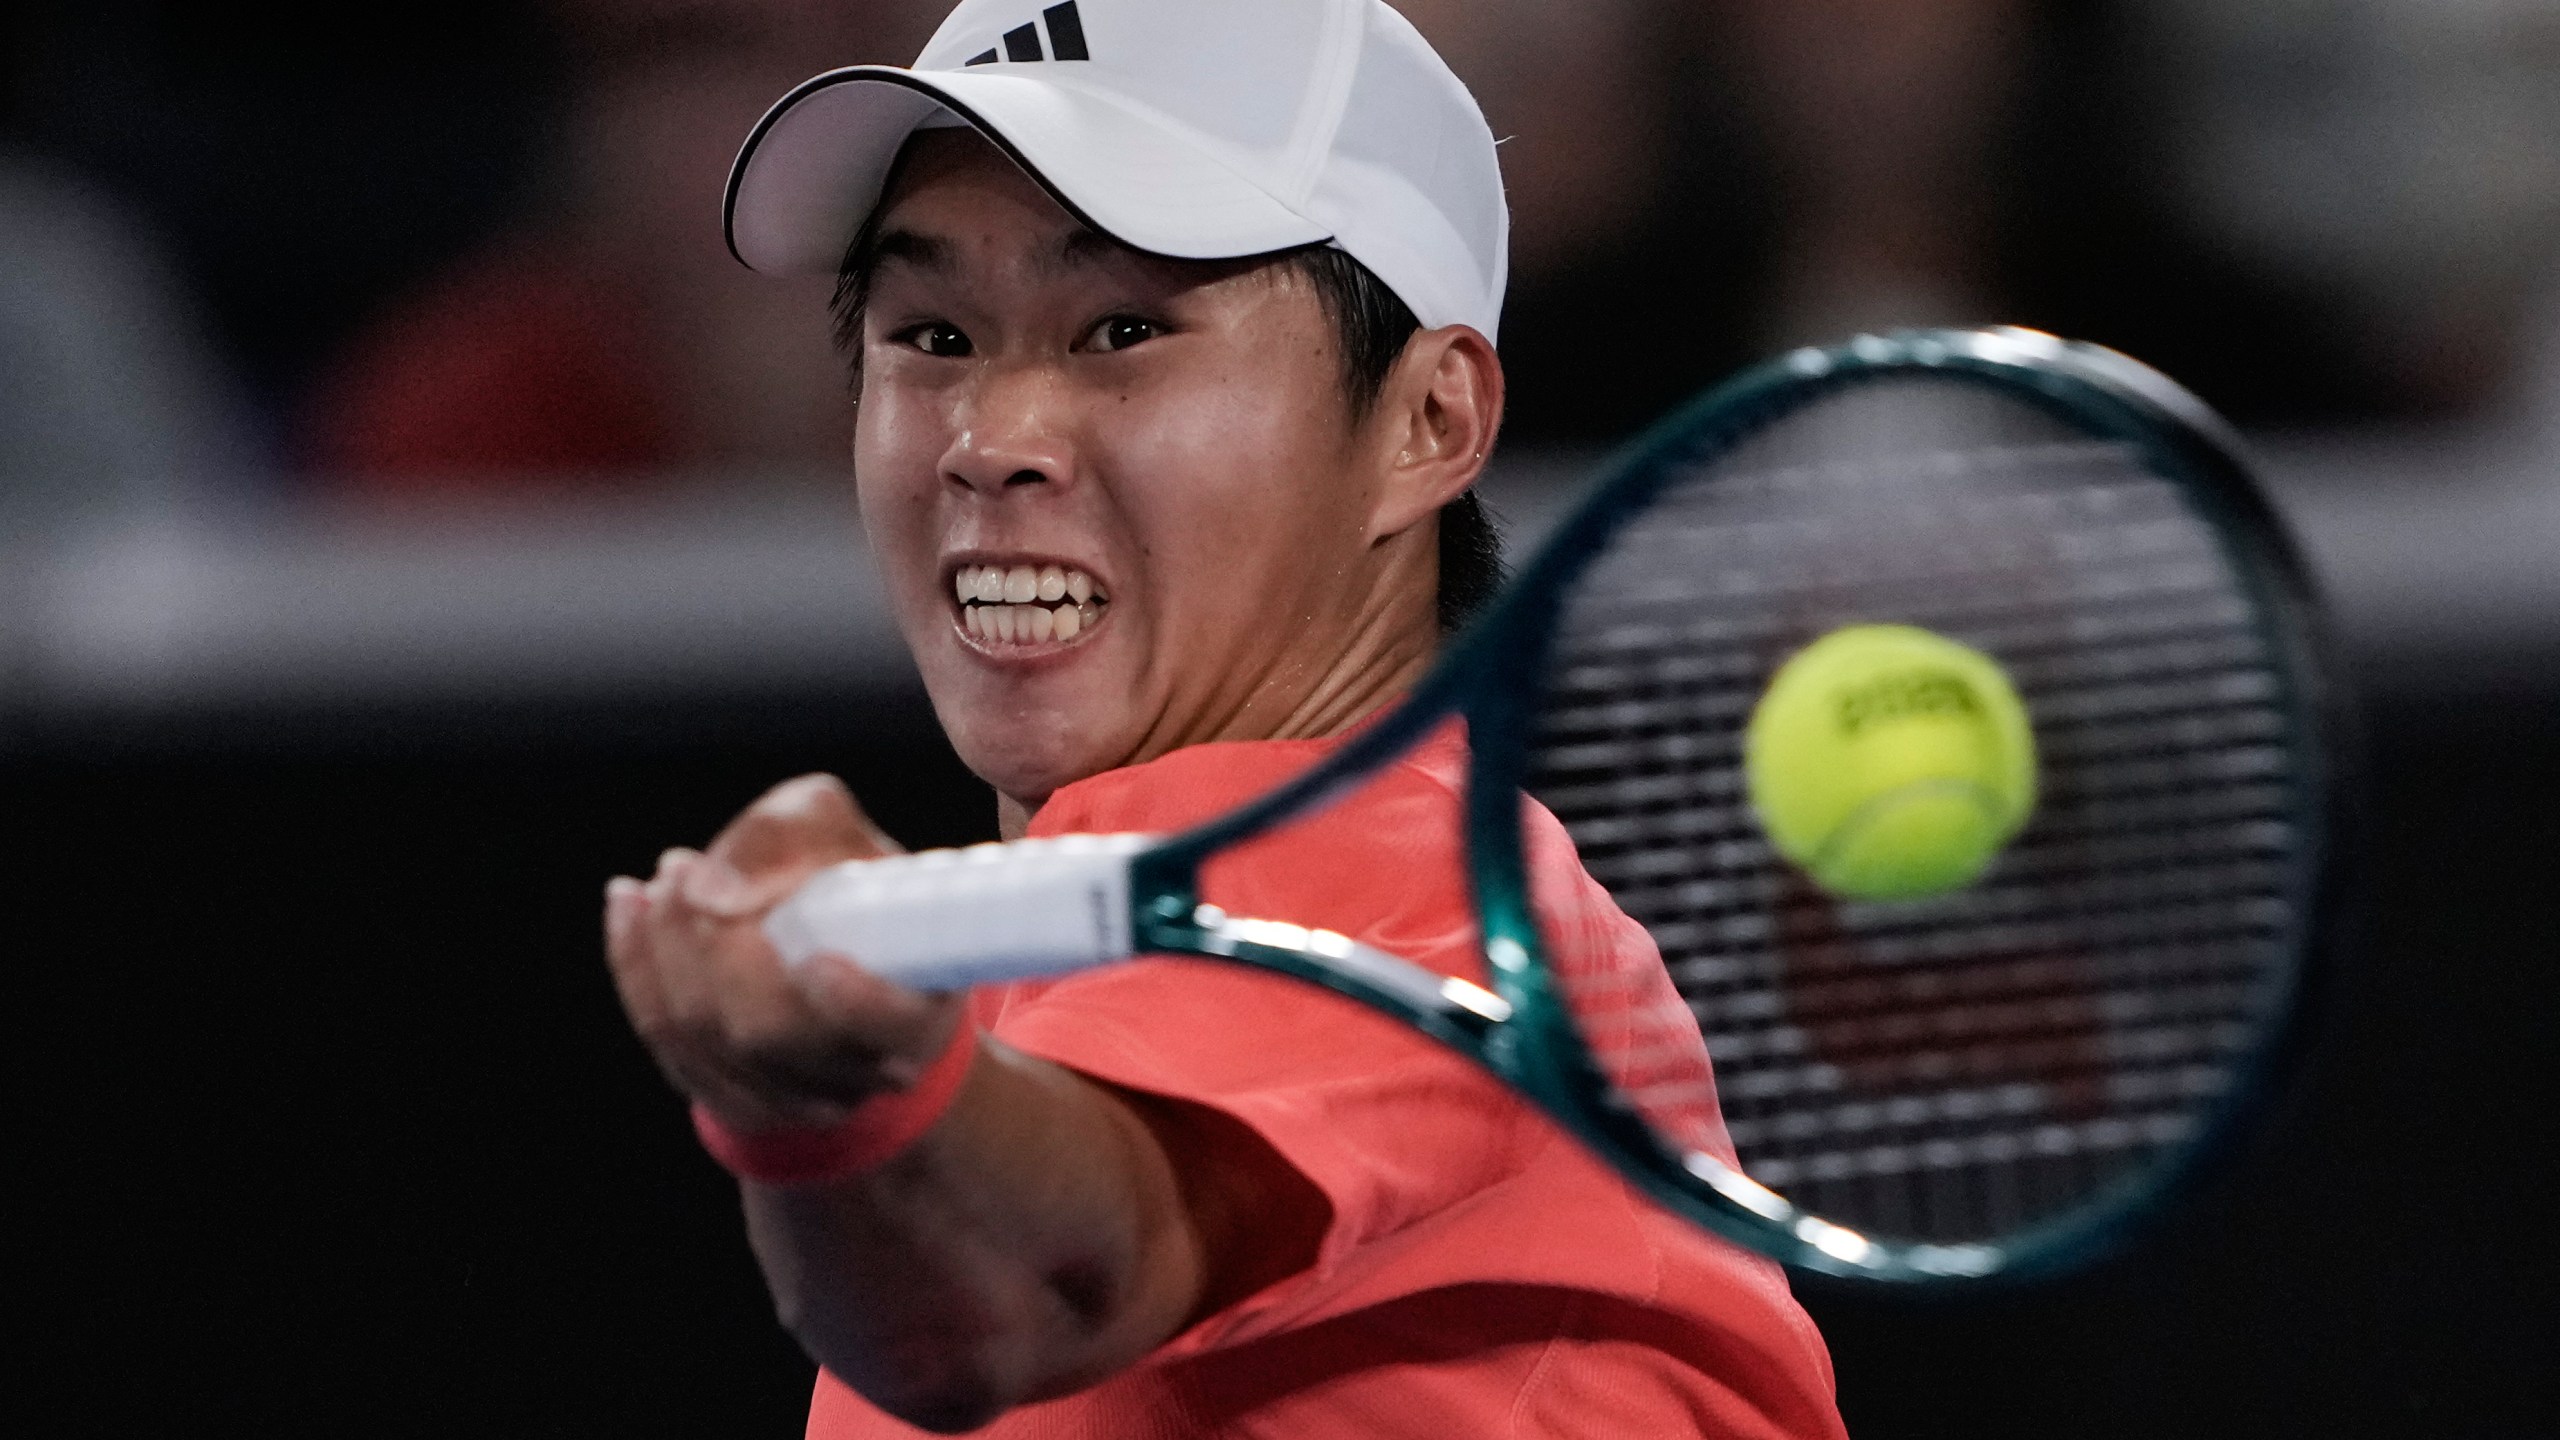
left=918, top=651, right=1139, bottom=799
left=945, top=713, right=1126, bottom=807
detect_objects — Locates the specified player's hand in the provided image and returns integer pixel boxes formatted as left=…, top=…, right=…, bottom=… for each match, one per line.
left=602, top=774, right=968, bottom=1133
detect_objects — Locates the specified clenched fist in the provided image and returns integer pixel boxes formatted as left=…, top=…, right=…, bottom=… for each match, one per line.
left=602, top=774, right=968, bottom=1134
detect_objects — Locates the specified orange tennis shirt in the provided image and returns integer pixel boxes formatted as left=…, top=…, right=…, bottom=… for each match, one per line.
left=809, top=730, right=1847, bottom=1439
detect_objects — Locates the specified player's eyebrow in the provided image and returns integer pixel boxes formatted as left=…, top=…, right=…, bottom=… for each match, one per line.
left=1025, top=225, right=1136, bottom=282
left=869, top=225, right=1123, bottom=281
left=868, top=228, right=955, bottom=274
left=1056, top=227, right=1121, bottom=268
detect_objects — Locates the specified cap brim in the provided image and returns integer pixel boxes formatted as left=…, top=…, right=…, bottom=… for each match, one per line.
left=725, top=66, right=1331, bottom=276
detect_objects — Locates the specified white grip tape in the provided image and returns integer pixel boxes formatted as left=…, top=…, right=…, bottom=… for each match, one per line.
left=762, top=834, right=1157, bottom=991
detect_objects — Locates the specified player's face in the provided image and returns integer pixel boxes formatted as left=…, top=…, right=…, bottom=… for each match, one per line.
left=853, top=132, right=1425, bottom=812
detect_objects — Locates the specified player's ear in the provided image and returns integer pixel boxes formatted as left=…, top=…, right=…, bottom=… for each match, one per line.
left=1365, top=325, right=1504, bottom=544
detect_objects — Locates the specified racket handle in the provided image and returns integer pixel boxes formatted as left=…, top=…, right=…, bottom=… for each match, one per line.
left=763, top=834, right=1158, bottom=991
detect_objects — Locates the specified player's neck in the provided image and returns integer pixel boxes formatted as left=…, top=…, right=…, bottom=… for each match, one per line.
left=1244, top=574, right=1441, bottom=744
left=1150, top=540, right=1443, bottom=754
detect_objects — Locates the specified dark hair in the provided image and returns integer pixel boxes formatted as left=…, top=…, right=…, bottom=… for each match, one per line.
left=1282, top=246, right=1506, bottom=632
left=831, top=208, right=1504, bottom=632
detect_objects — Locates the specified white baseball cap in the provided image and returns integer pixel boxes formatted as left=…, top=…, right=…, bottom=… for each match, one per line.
left=723, top=0, right=1509, bottom=341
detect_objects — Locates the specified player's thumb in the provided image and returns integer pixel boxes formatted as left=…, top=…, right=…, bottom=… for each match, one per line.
left=710, top=773, right=905, bottom=888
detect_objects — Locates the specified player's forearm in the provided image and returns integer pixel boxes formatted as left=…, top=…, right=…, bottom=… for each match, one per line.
left=740, top=1036, right=1205, bottom=1431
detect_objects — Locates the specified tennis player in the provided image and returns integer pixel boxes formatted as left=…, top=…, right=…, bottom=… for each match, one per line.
left=603, top=1, right=1847, bottom=1434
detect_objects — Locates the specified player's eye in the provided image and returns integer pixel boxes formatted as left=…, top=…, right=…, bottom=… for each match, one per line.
left=1084, top=315, right=1162, bottom=353
left=894, top=322, right=973, bottom=358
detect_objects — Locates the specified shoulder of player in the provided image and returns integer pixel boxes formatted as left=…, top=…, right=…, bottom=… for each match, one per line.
left=1029, top=735, right=1349, bottom=838
left=1030, top=729, right=1469, bottom=839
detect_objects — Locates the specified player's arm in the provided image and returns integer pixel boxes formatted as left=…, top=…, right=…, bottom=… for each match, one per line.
left=601, top=776, right=1322, bottom=1432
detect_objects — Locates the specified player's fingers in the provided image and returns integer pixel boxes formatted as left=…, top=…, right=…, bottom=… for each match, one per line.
left=643, top=850, right=732, bottom=1024
left=674, top=845, right=823, bottom=929
left=794, top=951, right=965, bottom=1071
left=646, top=847, right=952, bottom=1113
left=625, top=855, right=876, bottom=1125
left=644, top=846, right=703, bottom=918
left=668, top=851, right=811, bottom=1010
left=601, top=876, right=665, bottom=1026
left=655, top=850, right=854, bottom=1071
left=707, top=774, right=904, bottom=892
left=673, top=846, right=759, bottom=917
left=604, top=875, right=648, bottom=972
left=603, top=873, right=660, bottom=966
left=604, top=876, right=729, bottom=1102
left=795, top=949, right=940, bottom=1025
left=628, top=901, right=805, bottom=1116
left=654, top=952, right=881, bottom=1126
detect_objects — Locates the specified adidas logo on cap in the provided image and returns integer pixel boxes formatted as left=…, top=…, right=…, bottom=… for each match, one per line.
left=962, top=1, right=1091, bottom=66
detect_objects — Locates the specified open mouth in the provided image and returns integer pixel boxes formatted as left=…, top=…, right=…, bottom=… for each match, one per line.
left=953, top=562, right=1109, bottom=646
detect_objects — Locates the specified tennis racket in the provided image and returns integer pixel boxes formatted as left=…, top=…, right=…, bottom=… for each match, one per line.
left=763, top=327, right=2347, bottom=1284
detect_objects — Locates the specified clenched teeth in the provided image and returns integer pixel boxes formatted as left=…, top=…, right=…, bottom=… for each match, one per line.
left=954, top=563, right=1105, bottom=646
left=961, top=601, right=1087, bottom=643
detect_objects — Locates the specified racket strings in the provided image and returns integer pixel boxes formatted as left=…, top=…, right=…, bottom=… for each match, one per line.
left=1529, top=830, right=1736, bottom=1159
left=1528, top=379, right=2305, bottom=1246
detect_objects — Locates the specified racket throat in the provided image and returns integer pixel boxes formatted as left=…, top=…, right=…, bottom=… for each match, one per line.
left=1174, top=903, right=1515, bottom=1032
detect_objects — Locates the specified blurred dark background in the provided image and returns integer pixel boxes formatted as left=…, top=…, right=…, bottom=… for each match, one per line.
left=7, top=1, right=2558, bottom=1436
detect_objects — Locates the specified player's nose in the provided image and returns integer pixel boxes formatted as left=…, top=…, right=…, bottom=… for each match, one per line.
left=941, top=363, right=1076, bottom=497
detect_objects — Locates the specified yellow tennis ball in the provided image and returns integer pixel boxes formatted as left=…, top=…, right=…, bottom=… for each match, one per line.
left=1744, top=624, right=2038, bottom=901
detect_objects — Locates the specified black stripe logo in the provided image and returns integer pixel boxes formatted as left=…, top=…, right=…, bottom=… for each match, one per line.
left=964, top=1, right=1091, bottom=65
